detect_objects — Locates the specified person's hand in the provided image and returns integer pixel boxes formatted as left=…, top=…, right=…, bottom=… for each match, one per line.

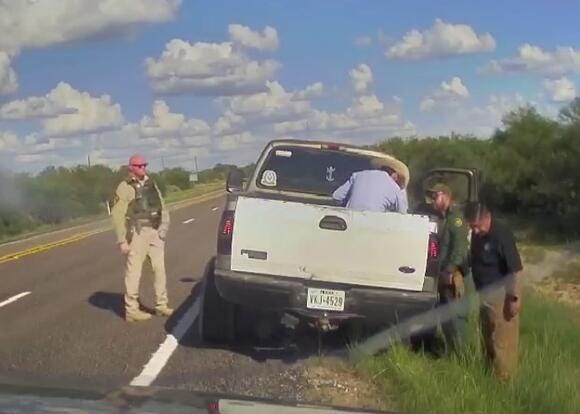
left=503, top=295, right=520, bottom=321
left=158, top=230, right=166, bottom=241
left=119, top=241, right=130, bottom=254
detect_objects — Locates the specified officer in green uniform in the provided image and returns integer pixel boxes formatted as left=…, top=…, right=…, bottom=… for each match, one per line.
left=427, top=183, right=470, bottom=352
left=111, top=154, right=173, bottom=322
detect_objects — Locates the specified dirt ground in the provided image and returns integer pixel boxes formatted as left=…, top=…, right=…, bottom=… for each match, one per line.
left=301, top=356, right=395, bottom=412
left=522, top=242, right=580, bottom=307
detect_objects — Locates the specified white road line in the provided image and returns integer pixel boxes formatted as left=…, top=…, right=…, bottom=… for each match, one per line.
left=211, top=207, right=219, bottom=211
left=182, top=218, right=196, bottom=224
left=0, top=291, right=31, bottom=308
left=129, top=298, right=200, bottom=387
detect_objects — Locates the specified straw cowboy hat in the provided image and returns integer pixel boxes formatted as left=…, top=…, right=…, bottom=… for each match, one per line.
left=370, top=155, right=410, bottom=189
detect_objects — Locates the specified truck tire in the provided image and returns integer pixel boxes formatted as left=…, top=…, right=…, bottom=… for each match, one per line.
left=198, top=259, right=236, bottom=344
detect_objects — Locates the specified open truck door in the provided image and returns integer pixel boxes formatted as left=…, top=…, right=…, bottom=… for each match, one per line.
left=412, top=168, right=479, bottom=215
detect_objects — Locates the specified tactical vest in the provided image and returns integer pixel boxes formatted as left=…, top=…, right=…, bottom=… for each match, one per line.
left=127, top=177, right=162, bottom=229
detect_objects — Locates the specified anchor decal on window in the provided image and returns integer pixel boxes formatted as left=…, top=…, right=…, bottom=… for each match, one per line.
left=326, top=166, right=336, bottom=182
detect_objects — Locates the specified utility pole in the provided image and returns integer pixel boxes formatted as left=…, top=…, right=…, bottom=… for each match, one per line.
left=87, top=154, right=91, bottom=168
left=161, top=156, right=166, bottom=170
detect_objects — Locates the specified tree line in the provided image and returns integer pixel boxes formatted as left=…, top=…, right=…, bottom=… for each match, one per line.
left=0, top=163, right=253, bottom=239
left=377, top=98, right=580, bottom=239
left=2, top=98, right=580, bottom=241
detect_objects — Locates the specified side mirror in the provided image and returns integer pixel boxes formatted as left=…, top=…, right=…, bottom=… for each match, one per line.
left=226, top=168, right=245, bottom=193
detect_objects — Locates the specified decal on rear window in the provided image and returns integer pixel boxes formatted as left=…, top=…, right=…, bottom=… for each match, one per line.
left=261, top=170, right=278, bottom=187
left=326, top=166, right=336, bottom=182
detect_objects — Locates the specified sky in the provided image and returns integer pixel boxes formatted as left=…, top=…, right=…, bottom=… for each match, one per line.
left=1, top=0, right=579, bottom=173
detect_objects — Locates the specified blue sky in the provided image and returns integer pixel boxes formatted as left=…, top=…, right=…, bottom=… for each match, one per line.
left=1, top=0, right=579, bottom=173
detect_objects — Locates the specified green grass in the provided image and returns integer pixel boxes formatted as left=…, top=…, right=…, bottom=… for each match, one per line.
left=361, top=292, right=580, bottom=414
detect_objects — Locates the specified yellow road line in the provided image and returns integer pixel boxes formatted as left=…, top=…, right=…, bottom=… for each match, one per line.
left=0, top=229, right=104, bottom=265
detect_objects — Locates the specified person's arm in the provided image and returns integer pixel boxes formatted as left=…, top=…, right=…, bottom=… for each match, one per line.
left=332, top=174, right=354, bottom=203
left=501, top=227, right=524, bottom=298
left=397, top=189, right=408, bottom=214
left=155, top=183, right=170, bottom=240
left=111, top=182, right=134, bottom=244
left=500, top=226, right=524, bottom=319
left=443, top=215, right=470, bottom=273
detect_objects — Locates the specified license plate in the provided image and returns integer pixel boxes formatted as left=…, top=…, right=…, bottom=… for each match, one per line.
left=306, top=288, right=345, bottom=311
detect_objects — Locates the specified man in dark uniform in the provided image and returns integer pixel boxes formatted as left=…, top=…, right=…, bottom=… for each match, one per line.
left=427, top=183, right=470, bottom=352
left=464, top=202, right=524, bottom=380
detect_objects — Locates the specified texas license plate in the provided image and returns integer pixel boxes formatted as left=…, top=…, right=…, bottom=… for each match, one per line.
left=306, top=288, right=345, bottom=311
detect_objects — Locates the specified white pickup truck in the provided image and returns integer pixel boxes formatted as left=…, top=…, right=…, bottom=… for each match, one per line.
left=199, top=139, right=478, bottom=343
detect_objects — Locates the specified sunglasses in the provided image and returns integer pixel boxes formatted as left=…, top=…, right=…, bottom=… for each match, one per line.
left=131, top=163, right=148, bottom=168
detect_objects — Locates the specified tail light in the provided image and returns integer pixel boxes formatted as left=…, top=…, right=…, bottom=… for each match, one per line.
left=428, top=234, right=439, bottom=259
left=426, top=230, right=440, bottom=277
left=322, top=143, right=341, bottom=150
left=217, top=211, right=234, bottom=255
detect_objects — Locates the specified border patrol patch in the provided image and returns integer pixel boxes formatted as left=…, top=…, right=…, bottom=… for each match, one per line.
left=454, top=217, right=463, bottom=227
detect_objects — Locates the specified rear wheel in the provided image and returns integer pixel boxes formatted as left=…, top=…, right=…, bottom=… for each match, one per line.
left=198, top=259, right=236, bottom=344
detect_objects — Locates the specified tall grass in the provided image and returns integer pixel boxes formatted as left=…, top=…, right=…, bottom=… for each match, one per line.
left=362, top=292, right=580, bottom=414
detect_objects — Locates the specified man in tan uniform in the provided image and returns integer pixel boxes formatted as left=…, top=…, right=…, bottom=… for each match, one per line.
left=111, top=154, right=173, bottom=322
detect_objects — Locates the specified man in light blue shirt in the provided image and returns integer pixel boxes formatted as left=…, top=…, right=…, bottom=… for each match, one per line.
left=332, top=158, right=407, bottom=213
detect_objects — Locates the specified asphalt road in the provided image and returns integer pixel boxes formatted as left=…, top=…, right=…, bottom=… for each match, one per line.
left=0, top=194, right=325, bottom=404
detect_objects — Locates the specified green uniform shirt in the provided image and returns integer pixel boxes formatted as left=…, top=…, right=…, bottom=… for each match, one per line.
left=437, top=205, right=470, bottom=274
left=111, top=176, right=170, bottom=244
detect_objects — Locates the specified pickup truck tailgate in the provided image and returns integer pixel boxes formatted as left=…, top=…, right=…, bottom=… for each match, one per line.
left=231, top=197, right=430, bottom=291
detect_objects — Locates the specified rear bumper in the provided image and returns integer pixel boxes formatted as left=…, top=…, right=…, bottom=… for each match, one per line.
left=213, top=267, right=437, bottom=325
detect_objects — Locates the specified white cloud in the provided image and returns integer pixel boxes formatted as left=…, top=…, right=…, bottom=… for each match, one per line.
left=47, top=85, right=123, bottom=137
left=543, top=77, right=576, bottom=102
left=0, top=130, right=82, bottom=161
left=145, top=37, right=280, bottom=95
left=219, top=81, right=315, bottom=121
left=387, top=19, right=495, bottom=60
left=212, top=81, right=324, bottom=136
left=228, top=24, right=279, bottom=51
left=349, top=64, right=373, bottom=94
left=420, top=76, right=470, bottom=112
left=274, top=94, right=415, bottom=138
left=94, top=124, right=158, bottom=151
left=16, top=152, right=61, bottom=164
left=216, top=132, right=256, bottom=151
left=139, top=100, right=211, bottom=144
left=213, top=110, right=246, bottom=136
left=354, top=36, right=372, bottom=48
left=0, top=0, right=180, bottom=95
left=0, top=0, right=180, bottom=54
left=92, top=101, right=211, bottom=156
left=0, top=131, right=20, bottom=151
left=420, top=93, right=527, bottom=137
left=0, top=93, right=77, bottom=121
left=1, top=82, right=125, bottom=136
left=18, top=135, right=82, bottom=155
left=294, top=82, right=324, bottom=100
left=347, top=95, right=385, bottom=118
left=0, top=52, right=17, bottom=95
left=0, top=82, right=124, bottom=136
left=482, top=44, right=580, bottom=76
left=87, top=148, right=128, bottom=168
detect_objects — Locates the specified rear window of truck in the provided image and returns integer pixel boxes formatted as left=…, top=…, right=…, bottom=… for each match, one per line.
left=256, top=146, right=373, bottom=196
